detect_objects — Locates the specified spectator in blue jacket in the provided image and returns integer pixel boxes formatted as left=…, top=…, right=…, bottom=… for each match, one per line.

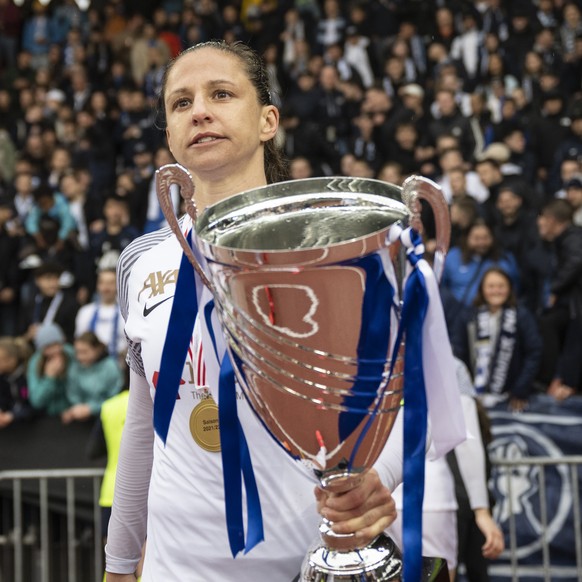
left=25, top=182, right=77, bottom=247
left=441, top=219, right=520, bottom=308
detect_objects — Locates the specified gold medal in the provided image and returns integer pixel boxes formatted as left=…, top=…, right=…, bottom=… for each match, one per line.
left=189, top=394, right=221, bottom=452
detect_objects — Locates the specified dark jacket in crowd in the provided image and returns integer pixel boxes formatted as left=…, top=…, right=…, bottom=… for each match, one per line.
left=18, top=290, right=79, bottom=343
left=551, top=224, right=582, bottom=320
left=493, top=208, right=549, bottom=312
left=451, top=304, right=543, bottom=400
left=0, top=365, right=33, bottom=423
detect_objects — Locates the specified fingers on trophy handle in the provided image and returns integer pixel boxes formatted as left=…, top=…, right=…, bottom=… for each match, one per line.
left=156, top=163, right=212, bottom=289
left=401, top=175, right=451, bottom=281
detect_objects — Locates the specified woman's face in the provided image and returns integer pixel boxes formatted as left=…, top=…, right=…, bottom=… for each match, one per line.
left=467, top=225, right=493, bottom=255
left=74, top=340, right=100, bottom=367
left=43, top=343, right=63, bottom=358
left=481, top=271, right=511, bottom=310
left=164, top=48, right=278, bottom=182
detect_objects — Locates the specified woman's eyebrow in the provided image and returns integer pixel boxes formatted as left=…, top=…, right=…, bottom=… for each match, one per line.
left=166, top=80, right=237, bottom=99
left=206, top=79, right=237, bottom=89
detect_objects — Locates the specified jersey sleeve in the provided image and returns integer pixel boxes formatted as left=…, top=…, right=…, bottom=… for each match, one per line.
left=105, top=369, right=154, bottom=574
left=452, top=394, right=489, bottom=510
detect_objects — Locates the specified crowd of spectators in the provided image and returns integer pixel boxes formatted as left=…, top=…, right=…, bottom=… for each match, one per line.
left=0, top=0, right=582, bottom=428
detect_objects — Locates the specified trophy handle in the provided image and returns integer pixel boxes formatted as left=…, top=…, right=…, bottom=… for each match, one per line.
left=401, top=175, right=451, bottom=281
left=156, top=163, right=212, bottom=289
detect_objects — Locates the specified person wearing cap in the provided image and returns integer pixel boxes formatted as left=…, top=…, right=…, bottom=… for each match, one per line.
left=18, top=260, right=79, bottom=344
left=27, top=322, right=73, bottom=417
left=396, top=83, right=432, bottom=142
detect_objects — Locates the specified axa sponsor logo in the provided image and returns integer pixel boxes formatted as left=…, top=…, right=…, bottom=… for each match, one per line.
left=139, top=270, right=178, bottom=317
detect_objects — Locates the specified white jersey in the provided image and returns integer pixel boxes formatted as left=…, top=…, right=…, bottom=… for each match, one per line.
left=105, top=216, right=404, bottom=581
left=75, top=302, right=127, bottom=357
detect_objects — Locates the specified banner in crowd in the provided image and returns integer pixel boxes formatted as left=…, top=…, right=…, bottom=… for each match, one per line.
left=486, top=395, right=582, bottom=582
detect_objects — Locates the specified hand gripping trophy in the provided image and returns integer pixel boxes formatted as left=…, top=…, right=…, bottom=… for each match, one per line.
left=157, top=166, right=465, bottom=582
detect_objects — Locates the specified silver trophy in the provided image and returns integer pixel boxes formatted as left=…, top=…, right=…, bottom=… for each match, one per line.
left=157, top=166, right=451, bottom=581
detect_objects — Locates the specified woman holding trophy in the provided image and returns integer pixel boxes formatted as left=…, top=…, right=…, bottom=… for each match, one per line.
left=104, top=41, right=406, bottom=582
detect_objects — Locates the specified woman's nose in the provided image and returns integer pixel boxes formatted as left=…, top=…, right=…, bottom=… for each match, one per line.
left=191, top=96, right=211, bottom=123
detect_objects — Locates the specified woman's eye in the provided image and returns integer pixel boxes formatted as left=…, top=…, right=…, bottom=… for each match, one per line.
left=215, top=90, right=231, bottom=99
left=173, top=98, right=190, bottom=110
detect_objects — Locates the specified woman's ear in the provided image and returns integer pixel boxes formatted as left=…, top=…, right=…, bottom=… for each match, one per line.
left=259, top=105, right=279, bottom=143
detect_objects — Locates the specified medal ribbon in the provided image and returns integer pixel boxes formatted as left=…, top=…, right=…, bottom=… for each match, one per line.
left=346, top=228, right=431, bottom=582
left=383, top=225, right=465, bottom=582
left=154, top=230, right=198, bottom=443
left=338, top=253, right=394, bottom=441
left=218, top=348, right=264, bottom=556
left=156, top=228, right=264, bottom=557
left=205, top=301, right=264, bottom=556
left=398, top=229, right=429, bottom=582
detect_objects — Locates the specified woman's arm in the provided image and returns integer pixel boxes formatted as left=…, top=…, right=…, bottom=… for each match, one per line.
left=453, top=395, right=489, bottom=510
left=313, top=411, right=404, bottom=546
left=105, top=369, right=154, bottom=576
left=453, top=395, right=504, bottom=559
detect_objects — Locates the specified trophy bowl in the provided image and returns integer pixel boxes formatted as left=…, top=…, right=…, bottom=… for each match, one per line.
left=157, top=169, right=451, bottom=581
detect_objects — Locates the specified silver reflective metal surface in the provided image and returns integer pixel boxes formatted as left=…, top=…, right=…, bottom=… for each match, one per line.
left=197, top=178, right=406, bottom=251
left=156, top=170, right=451, bottom=581
left=302, top=532, right=402, bottom=581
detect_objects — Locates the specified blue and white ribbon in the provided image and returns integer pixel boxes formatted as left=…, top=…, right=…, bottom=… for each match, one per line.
left=390, top=225, right=466, bottom=582
left=154, top=222, right=466, bottom=573
left=154, top=229, right=264, bottom=559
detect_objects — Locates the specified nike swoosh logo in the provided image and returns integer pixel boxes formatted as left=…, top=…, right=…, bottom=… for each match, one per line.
left=143, top=296, right=174, bottom=317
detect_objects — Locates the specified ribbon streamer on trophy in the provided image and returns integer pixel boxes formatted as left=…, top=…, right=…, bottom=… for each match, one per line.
left=154, top=165, right=466, bottom=582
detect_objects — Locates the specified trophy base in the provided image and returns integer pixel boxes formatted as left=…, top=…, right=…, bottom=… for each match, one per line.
left=300, top=532, right=402, bottom=581
left=298, top=533, right=450, bottom=581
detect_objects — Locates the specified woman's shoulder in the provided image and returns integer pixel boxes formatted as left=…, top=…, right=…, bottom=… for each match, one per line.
left=118, top=224, right=180, bottom=276
left=117, top=217, right=190, bottom=318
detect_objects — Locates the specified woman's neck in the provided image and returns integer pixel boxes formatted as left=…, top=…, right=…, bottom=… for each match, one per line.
left=193, top=168, right=268, bottom=213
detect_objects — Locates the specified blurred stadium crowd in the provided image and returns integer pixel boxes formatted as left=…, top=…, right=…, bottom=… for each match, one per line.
left=0, top=0, right=582, bottom=428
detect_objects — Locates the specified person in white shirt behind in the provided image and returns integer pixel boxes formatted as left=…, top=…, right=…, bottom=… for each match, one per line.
left=388, top=358, right=504, bottom=581
left=75, top=268, right=127, bottom=368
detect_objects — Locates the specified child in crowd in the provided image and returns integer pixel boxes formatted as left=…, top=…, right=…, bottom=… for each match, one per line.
left=60, top=331, right=123, bottom=423
left=28, top=323, right=122, bottom=421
